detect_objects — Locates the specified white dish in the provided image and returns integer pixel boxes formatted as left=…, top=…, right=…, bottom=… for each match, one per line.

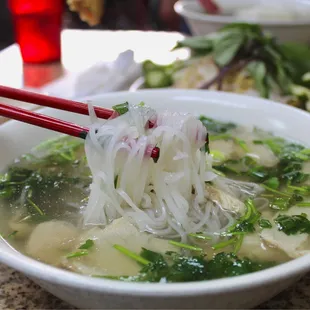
left=1, top=90, right=310, bottom=309
left=129, top=76, right=145, bottom=92
left=174, top=0, right=310, bottom=44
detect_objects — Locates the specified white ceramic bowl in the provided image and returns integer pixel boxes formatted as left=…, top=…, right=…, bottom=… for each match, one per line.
left=175, top=0, right=310, bottom=44
left=1, top=90, right=310, bottom=309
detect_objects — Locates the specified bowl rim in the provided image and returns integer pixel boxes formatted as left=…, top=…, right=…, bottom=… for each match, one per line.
left=174, top=0, right=310, bottom=26
left=1, top=89, right=310, bottom=296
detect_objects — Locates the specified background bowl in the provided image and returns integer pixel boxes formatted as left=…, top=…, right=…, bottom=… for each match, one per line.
left=174, top=0, right=310, bottom=44
left=1, top=90, right=310, bottom=309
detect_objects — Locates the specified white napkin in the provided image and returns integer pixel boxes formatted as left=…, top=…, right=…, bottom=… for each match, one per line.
left=40, top=50, right=141, bottom=100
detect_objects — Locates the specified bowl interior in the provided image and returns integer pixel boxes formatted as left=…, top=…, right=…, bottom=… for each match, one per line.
left=1, top=89, right=310, bottom=295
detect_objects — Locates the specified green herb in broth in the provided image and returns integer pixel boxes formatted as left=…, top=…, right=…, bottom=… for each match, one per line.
left=259, top=219, right=272, bottom=229
left=275, top=214, right=310, bottom=235
left=168, top=240, right=203, bottom=252
left=188, top=232, right=212, bottom=241
left=214, top=135, right=310, bottom=185
left=0, top=136, right=91, bottom=228
left=2, top=116, right=310, bottom=282
left=268, top=194, right=303, bottom=211
left=212, top=199, right=260, bottom=253
left=263, top=177, right=280, bottom=190
left=79, top=239, right=95, bottom=250
left=67, top=250, right=89, bottom=259
left=199, top=116, right=236, bottom=134
left=66, top=239, right=95, bottom=259
left=105, top=246, right=273, bottom=283
left=32, top=135, right=84, bottom=166
left=113, top=245, right=151, bottom=266
left=7, top=230, right=18, bottom=238
left=227, top=199, right=260, bottom=235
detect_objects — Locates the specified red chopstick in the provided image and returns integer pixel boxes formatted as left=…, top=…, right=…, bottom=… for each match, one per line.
left=0, top=102, right=89, bottom=138
left=0, top=103, right=160, bottom=160
left=0, top=85, right=155, bottom=128
left=0, top=85, right=113, bottom=119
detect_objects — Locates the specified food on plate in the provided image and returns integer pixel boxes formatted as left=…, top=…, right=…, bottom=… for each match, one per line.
left=142, top=23, right=310, bottom=111
left=1, top=102, right=310, bottom=282
left=212, top=0, right=310, bottom=22
left=67, top=0, right=104, bottom=26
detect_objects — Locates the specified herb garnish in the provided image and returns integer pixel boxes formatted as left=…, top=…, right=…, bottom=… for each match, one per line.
left=275, top=214, right=310, bottom=235
left=112, top=102, right=129, bottom=115
left=259, top=219, right=272, bottom=229
left=66, top=239, right=95, bottom=259
left=227, top=199, right=260, bottom=235
left=213, top=199, right=260, bottom=253
left=168, top=240, right=203, bottom=252
left=101, top=246, right=273, bottom=282
left=7, top=231, right=18, bottom=238
left=173, top=23, right=310, bottom=100
left=113, top=244, right=150, bottom=265
left=188, top=232, right=212, bottom=241
left=79, top=239, right=95, bottom=250
left=66, top=250, right=89, bottom=259
left=0, top=136, right=90, bottom=224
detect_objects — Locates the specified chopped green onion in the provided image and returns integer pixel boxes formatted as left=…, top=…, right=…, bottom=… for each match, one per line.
left=66, top=250, right=89, bottom=259
left=169, top=240, right=203, bottom=252
left=210, top=150, right=226, bottom=162
left=112, top=102, right=129, bottom=115
left=7, top=231, right=18, bottom=238
left=113, top=244, right=150, bottom=265
left=287, top=184, right=310, bottom=194
left=234, top=138, right=249, bottom=152
left=27, top=198, right=45, bottom=216
left=261, top=184, right=290, bottom=197
left=188, top=233, right=212, bottom=241
left=233, top=235, right=244, bottom=254
left=212, top=237, right=236, bottom=250
left=212, top=168, right=226, bottom=177
left=295, top=202, right=310, bottom=207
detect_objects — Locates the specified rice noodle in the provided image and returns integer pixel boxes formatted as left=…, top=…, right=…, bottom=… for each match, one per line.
left=83, top=103, right=250, bottom=241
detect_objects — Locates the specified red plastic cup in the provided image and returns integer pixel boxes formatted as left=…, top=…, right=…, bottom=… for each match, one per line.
left=8, top=0, right=64, bottom=64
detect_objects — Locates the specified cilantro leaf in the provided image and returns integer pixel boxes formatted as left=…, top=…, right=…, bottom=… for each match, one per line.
left=275, top=214, right=310, bottom=235
left=247, top=61, right=269, bottom=98
left=79, top=239, right=94, bottom=250
left=199, top=116, right=236, bottom=133
left=259, top=219, right=272, bottom=229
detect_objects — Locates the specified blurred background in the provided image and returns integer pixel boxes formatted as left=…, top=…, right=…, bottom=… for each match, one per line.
left=0, top=0, right=309, bottom=107
left=0, top=0, right=190, bottom=52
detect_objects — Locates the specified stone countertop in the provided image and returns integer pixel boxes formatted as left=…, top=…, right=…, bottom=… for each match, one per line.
left=1, top=263, right=310, bottom=310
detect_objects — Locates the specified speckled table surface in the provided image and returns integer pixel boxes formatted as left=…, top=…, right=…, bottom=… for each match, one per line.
left=1, top=263, right=310, bottom=310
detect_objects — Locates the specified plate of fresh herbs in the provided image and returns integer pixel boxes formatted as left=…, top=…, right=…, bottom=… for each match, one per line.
left=130, top=23, right=310, bottom=111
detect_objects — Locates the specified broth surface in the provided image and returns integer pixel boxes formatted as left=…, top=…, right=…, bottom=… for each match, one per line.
left=1, top=117, right=310, bottom=282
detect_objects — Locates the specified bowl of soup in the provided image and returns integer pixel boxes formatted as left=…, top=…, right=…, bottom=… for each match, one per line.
left=175, top=0, right=310, bottom=43
left=1, top=89, right=310, bottom=309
